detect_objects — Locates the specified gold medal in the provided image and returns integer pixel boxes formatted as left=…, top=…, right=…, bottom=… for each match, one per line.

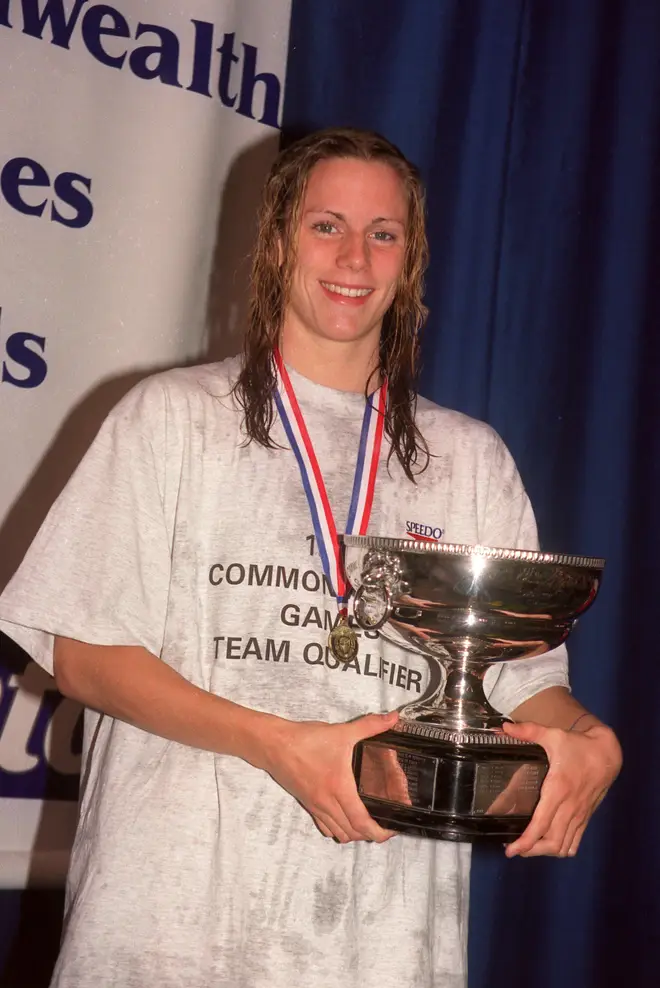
left=328, top=617, right=359, bottom=663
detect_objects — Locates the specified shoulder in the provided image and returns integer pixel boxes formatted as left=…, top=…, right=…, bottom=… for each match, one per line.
left=109, top=356, right=242, bottom=428
left=128, top=356, right=241, bottom=407
left=413, top=394, right=525, bottom=499
left=414, top=394, right=503, bottom=454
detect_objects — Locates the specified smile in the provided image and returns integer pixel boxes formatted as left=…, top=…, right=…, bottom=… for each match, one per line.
left=320, top=282, right=374, bottom=298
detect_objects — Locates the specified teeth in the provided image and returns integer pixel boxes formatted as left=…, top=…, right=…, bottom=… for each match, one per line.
left=321, top=282, right=373, bottom=298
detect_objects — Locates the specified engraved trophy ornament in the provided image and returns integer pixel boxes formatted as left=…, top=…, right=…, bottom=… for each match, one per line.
left=342, top=536, right=604, bottom=842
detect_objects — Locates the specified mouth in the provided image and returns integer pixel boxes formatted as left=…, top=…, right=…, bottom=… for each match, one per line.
left=319, top=281, right=375, bottom=304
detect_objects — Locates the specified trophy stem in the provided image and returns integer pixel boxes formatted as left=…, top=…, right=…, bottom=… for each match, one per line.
left=401, top=653, right=507, bottom=733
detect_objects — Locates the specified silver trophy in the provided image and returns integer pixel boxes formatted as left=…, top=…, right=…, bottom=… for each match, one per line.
left=342, top=536, right=604, bottom=842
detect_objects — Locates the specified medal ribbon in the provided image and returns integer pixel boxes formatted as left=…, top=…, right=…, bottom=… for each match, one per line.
left=273, top=349, right=386, bottom=616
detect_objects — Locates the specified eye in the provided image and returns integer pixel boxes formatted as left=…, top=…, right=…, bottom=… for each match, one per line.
left=312, top=221, right=338, bottom=235
left=371, top=230, right=397, bottom=242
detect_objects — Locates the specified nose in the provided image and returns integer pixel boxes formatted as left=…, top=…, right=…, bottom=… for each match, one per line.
left=337, top=231, right=369, bottom=272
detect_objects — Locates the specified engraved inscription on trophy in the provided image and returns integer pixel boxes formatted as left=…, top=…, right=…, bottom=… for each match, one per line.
left=474, top=761, right=547, bottom=817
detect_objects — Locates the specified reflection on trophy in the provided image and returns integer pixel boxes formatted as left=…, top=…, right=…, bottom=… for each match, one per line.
left=342, top=536, right=604, bottom=843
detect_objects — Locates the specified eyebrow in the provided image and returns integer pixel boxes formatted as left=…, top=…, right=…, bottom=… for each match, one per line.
left=305, top=208, right=406, bottom=227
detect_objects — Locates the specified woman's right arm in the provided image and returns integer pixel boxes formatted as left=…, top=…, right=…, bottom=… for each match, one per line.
left=54, top=636, right=398, bottom=843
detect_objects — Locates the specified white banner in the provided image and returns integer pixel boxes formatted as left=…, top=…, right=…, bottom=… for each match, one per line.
left=0, top=0, right=291, bottom=887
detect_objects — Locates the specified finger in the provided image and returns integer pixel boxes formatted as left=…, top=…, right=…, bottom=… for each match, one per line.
left=315, top=818, right=334, bottom=839
left=568, top=822, right=587, bottom=857
left=320, top=791, right=387, bottom=843
left=559, top=797, right=604, bottom=857
left=523, top=813, right=582, bottom=858
left=592, top=788, right=608, bottom=814
left=335, top=784, right=399, bottom=842
left=505, top=787, right=566, bottom=857
left=343, top=802, right=398, bottom=842
left=502, top=720, right=548, bottom=748
left=505, top=793, right=564, bottom=857
left=518, top=802, right=583, bottom=858
left=330, top=812, right=368, bottom=843
left=514, top=781, right=607, bottom=858
left=315, top=810, right=355, bottom=844
left=564, top=787, right=607, bottom=856
left=350, top=710, right=399, bottom=743
left=558, top=786, right=607, bottom=856
left=559, top=816, right=583, bottom=858
left=366, top=821, right=398, bottom=842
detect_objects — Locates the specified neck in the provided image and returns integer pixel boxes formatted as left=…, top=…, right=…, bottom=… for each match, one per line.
left=278, top=328, right=381, bottom=394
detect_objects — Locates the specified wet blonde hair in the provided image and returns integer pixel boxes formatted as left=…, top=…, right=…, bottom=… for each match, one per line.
left=233, top=126, right=430, bottom=480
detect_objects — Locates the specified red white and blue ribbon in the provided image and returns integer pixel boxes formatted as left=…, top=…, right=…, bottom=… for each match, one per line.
left=273, top=348, right=387, bottom=612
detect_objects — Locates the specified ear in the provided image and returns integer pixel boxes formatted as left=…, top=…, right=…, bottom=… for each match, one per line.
left=277, top=237, right=284, bottom=268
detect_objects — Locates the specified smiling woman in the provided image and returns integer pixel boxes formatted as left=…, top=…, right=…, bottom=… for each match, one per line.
left=0, top=123, right=622, bottom=988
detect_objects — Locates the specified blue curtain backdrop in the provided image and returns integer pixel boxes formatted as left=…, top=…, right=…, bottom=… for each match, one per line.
left=283, top=2, right=659, bottom=987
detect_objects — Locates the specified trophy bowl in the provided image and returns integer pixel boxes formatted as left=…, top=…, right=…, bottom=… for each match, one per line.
left=342, top=536, right=604, bottom=842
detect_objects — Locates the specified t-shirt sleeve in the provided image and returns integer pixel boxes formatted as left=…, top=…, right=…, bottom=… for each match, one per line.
left=480, top=431, right=570, bottom=716
left=0, top=378, right=174, bottom=676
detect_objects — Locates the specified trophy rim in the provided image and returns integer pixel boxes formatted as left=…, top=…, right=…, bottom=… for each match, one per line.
left=340, top=535, right=605, bottom=569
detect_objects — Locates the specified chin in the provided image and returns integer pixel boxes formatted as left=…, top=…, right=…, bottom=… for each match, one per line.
left=316, top=321, right=381, bottom=345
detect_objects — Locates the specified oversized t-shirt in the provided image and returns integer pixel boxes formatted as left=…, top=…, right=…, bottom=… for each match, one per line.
left=0, top=357, right=568, bottom=988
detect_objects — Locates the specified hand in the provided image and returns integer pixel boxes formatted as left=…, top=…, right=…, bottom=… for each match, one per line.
left=264, top=711, right=400, bottom=843
left=502, top=719, right=622, bottom=858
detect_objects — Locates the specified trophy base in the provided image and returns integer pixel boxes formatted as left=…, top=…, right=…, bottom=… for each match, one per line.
left=353, top=726, right=548, bottom=843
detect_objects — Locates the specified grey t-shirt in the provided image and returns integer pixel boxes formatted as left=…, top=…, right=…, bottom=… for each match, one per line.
left=0, top=357, right=568, bottom=988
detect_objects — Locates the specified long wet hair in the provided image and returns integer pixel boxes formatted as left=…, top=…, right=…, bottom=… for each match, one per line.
left=232, top=127, right=430, bottom=481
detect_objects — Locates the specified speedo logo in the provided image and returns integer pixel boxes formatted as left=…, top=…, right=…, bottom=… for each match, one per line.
left=406, top=521, right=443, bottom=543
